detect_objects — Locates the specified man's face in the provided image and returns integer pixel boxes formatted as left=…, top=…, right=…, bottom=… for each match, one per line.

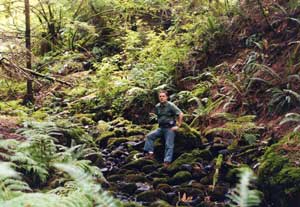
left=159, top=93, right=168, bottom=103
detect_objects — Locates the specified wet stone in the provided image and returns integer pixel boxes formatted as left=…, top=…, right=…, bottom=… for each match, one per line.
left=136, top=190, right=167, bottom=203
left=156, top=183, right=172, bottom=193
left=135, top=182, right=152, bottom=194
left=118, top=182, right=138, bottom=195
left=168, top=171, right=192, bottom=185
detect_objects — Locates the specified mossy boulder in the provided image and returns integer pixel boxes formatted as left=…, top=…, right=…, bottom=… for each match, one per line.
left=97, top=120, right=111, bottom=133
left=123, top=158, right=156, bottom=170
left=154, top=123, right=202, bottom=161
left=95, top=131, right=116, bottom=147
left=167, top=149, right=212, bottom=172
left=153, top=178, right=169, bottom=188
left=168, top=171, right=192, bottom=185
left=74, top=113, right=95, bottom=125
left=149, top=200, right=173, bottom=207
left=118, top=182, right=138, bottom=195
left=125, top=174, right=149, bottom=182
left=258, top=132, right=300, bottom=207
left=156, top=184, right=172, bottom=193
left=136, top=190, right=167, bottom=203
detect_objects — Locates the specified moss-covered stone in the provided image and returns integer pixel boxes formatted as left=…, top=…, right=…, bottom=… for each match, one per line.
left=110, top=117, right=132, bottom=127
left=154, top=123, right=203, bottom=161
left=118, top=182, right=137, bottom=195
left=63, top=126, right=94, bottom=145
left=168, top=149, right=212, bottom=172
left=95, top=131, right=115, bottom=147
left=258, top=132, right=300, bottom=207
left=168, top=171, right=192, bottom=185
left=74, top=113, right=95, bottom=125
left=107, top=137, right=131, bottom=148
left=125, top=174, right=149, bottom=182
left=174, top=186, right=205, bottom=198
left=107, top=174, right=124, bottom=182
left=142, top=164, right=161, bottom=173
left=156, top=184, right=172, bottom=193
left=149, top=200, right=173, bottom=207
left=153, top=178, right=169, bottom=188
left=123, top=158, right=156, bottom=170
left=136, top=190, right=167, bottom=203
left=97, top=120, right=111, bottom=133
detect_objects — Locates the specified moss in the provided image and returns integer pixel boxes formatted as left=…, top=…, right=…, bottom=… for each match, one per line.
left=118, top=182, right=138, bottom=195
left=168, top=149, right=212, bottom=172
left=97, top=120, right=111, bottom=133
left=258, top=132, right=300, bottom=207
left=149, top=200, right=173, bottom=207
left=153, top=178, right=169, bottom=188
left=107, top=174, right=124, bottom=182
left=169, top=171, right=192, bottom=185
left=123, top=158, right=156, bottom=170
left=31, top=110, right=48, bottom=121
left=125, top=174, right=149, bottom=182
left=107, top=137, right=130, bottom=148
left=110, top=117, right=132, bottom=127
left=65, top=126, right=94, bottom=144
left=136, top=190, right=167, bottom=203
left=74, top=113, right=95, bottom=125
left=156, top=184, right=172, bottom=193
left=95, top=131, right=115, bottom=147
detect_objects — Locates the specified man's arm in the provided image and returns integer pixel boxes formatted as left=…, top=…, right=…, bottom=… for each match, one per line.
left=177, top=112, right=183, bottom=127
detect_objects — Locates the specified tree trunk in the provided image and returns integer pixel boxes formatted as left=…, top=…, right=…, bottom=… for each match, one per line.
left=24, top=0, right=34, bottom=104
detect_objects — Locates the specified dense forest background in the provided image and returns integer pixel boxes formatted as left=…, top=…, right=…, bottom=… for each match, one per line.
left=0, top=0, right=300, bottom=206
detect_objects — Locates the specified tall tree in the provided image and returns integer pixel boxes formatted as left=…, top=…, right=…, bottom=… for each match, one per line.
left=24, top=0, right=34, bottom=104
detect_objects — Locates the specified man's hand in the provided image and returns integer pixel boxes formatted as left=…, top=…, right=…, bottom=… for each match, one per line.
left=171, top=126, right=179, bottom=131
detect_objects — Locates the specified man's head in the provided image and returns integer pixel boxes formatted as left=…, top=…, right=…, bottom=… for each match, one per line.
left=158, top=90, right=168, bottom=103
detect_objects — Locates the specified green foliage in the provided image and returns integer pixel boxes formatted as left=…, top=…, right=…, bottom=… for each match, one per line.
left=205, top=114, right=259, bottom=144
left=190, top=97, right=224, bottom=128
left=258, top=132, right=300, bottom=207
left=212, top=154, right=223, bottom=191
left=0, top=100, right=30, bottom=119
left=227, top=167, right=261, bottom=207
left=267, top=87, right=300, bottom=115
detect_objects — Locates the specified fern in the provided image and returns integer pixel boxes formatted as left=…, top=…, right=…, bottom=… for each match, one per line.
left=227, top=168, right=261, bottom=207
left=212, top=154, right=223, bottom=191
left=280, top=113, right=300, bottom=132
left=0, top=162, right=31, bottom=201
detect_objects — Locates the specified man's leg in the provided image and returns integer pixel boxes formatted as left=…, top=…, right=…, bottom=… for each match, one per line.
left=163, top=129, right=175, bottom=163
left=144, top=128, right=162, bottom=154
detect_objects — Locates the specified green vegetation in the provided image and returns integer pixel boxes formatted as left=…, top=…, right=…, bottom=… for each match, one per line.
left=0, top=0, right=299, bottom=206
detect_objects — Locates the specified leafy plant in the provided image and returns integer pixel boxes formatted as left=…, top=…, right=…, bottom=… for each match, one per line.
left=227, top=168, right=262, bottom=207
left=190, top=97, right=224, bottom=128
left=205, top=114, right=260, bottom=144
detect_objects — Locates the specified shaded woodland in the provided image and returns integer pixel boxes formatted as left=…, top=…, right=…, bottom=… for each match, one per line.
left=0, top=0, right=300, bottom=206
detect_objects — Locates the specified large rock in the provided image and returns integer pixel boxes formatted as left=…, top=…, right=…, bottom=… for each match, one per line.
left=136, top=190, right=167, bottom=203
left=154, top=123, right=203, bottom=161
left=258, top=132, right=300, bottom=207
left=167, top=149, right=213, bottom=172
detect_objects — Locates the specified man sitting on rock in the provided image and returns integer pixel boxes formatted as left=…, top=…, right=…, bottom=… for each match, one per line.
left=144, top=90, right=183, bottom=168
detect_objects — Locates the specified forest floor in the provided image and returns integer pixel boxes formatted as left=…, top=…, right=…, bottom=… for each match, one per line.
left=0, top=116, right=24, bottom=140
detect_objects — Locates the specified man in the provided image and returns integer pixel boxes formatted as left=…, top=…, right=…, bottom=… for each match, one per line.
left=144, top=90, right=184, bottom=167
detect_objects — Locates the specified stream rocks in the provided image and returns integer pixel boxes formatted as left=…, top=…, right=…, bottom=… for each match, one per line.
left=96, top=117, right=265, bottom=206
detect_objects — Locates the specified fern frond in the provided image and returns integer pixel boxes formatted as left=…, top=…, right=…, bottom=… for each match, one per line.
left=227, top=168, right=261, bottom=207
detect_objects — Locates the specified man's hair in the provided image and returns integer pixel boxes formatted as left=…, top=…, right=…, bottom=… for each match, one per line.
left=158, top=90, right=168, bottom=96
